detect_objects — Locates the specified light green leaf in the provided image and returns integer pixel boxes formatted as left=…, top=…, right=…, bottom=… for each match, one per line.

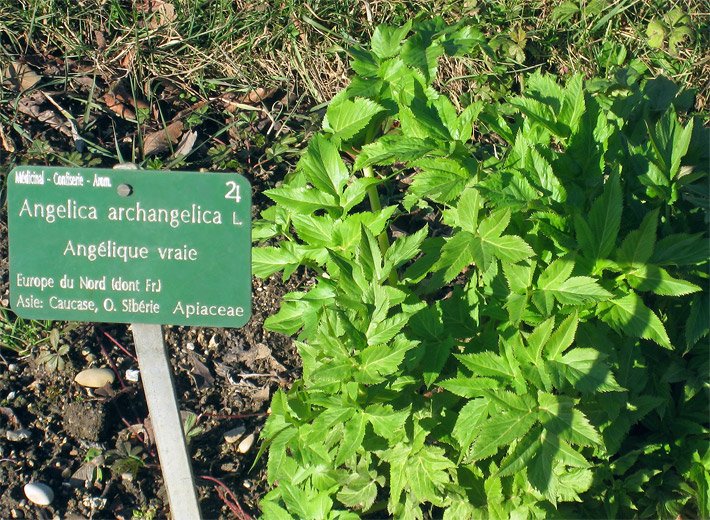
left=452, top=398, right=489, bottom=452
left=261, top=500, right=294, bottom=520
left=497, top=426, right=543, bottom=477
left=298, top=134, right=350, bottom=197
left=470, top=409, right=539, bottom=460
left=264, top=186, right=339, bottom=214
left=366, top=312, right=411, bottom=345
left=650, top=232, right=708, bottom=266
left=598, top=293, right=672, bottom=348
left=341, top=177, right=381, bottom=213
left=483, top=234, right=535, bottom=264
left=547, top=348, right=625, bottom=393
left=457, top=351, right=514, bottom=379
left=371, top=22, right=412, bottom=59
left=384, top=225, right=428, bottom=272
left=557, top=468, right=594, bottom=502
left=616, top=209, right=659, bottom=264
left=646, top=18, right=667, bottom=48
left=443, top=499, right=476, bottom=520
left=686, top=293, right=709, bottom=350
left=336, top=411, right=366, bottom=465
left=291, top=214, right=335, bottom=246
left=547, top=276, right=612, bottom=305
left=337, top=471, right=380, bottom=510
left=455, top=101, right=484, bottom=142
left=253, top=246, right=301, bottom=279
left=434, top=231, right=474, bottom=283
left=537, top=391, right=601, bottom=447
left=406, top=157, right=470, bottom=207
left=358, top=340, right=412, bottom=383
left=354, top=136, right=440, bottom=170
left=323, top=97, right=385, bottom=142
left=528, top=317, right=555, bottom=362
left=584, top=172, right=622, bottom=259
left=627, top=265, right=701, bottom=296
left=671, top=114, right=693, bottom=178
left=456, top=186, right=482, bottom=234
left=559, top=74, right=585, bottom=134
left=478, top=209, right=511, bottom=239
left=530, top=147, right=565, bottom=202
left=439, top=376, right=499, bottom=397
left=503, top=261, right=534, bottom=294
left=364, top=404, right=409, bottom=441
left=538, top=257, right=574, bottom=291
left=545, top=311, right=579, bottom=360
left=407, top=445, right=455, bottom=505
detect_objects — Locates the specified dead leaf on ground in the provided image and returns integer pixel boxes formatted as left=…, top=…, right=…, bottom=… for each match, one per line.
left=69, top=453, right=105, bottom=487
left=136, top=0, right=177, bottom=29
left=143, top=120, right=183, bottom=156
left=241, top=343, right=286, bottom=372
left=3, top=61, right=41, bottom=91
left=171, top=129, right=198, bottom=158
left=17, top=92, right=72, bottom=137
left=94, top=30, right=107, bottom=49
left=103, top=82, right=150, bottom=121
left=221, top=87, right=278, bottom=112
left=103, top=92, right=136, bottom=120
left=188, top=350, right=215, bottom=389
left=0, top=123, right=16, bottom=152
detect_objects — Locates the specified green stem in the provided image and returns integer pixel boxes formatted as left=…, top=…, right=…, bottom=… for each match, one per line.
left=362, top=165, right=399, bottom=285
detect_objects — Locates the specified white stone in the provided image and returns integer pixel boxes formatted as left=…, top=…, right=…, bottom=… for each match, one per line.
left=223, top=426, right=246, bottom=444
left=237, top=433, right=255, bottom=454
left=6, top=428, right=31, bottom=442
left=23, top=482, right=54, bottom=506
left=125, top=369, right=140, bottom=382
left=74, top=368, right=115, bottom=388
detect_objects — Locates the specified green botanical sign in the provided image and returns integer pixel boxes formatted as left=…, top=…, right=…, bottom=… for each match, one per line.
left=9, top=166, right=251, bottom=327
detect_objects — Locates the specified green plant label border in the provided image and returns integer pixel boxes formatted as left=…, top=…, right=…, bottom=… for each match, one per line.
left=8, top=166, right=252, bottom=328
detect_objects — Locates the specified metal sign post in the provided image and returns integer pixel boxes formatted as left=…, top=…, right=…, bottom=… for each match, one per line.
left=7, top=164, right=252, bottom=520
left=132, top=323, right=202, bottom=520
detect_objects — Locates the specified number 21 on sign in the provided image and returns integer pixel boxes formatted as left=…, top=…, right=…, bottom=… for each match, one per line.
left=225, top=181, right=241, bottom=203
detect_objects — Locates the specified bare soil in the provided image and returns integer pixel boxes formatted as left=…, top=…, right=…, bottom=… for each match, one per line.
left=0, top=60, right=314, bottom=519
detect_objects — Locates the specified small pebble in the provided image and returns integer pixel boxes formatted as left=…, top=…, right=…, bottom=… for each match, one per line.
left=237, top=433, right=255, bottom=454
left=8, top=363, right=18, bottom=373
left=7, top=391, right=16, bottom=400
left=74, top=368, right=115, bottom=388
left=11, top=508, right=24, bottom=519
left=6, top=428, right=31, bottom=442
left=223, top=426, right=246, bottom=444
left=125, top=369, right=140, bottom=383
left=82, top=497, right=107, bottom=510
left=186, top=342, right=195, bottom=351
left=23, top=482, right=54, bottom=506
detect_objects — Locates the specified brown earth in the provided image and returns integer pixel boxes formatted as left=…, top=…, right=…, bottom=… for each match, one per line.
left=0, top=63, right=314, bottom=518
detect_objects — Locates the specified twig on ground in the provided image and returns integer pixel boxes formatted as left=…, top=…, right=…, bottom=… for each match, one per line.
left=100, top=329, right=138, bottom=361
left=200, top=475, right=253, bottom=520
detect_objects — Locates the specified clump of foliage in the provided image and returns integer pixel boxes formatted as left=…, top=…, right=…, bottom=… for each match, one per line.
left=253, top=18, right=708, bottom=519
